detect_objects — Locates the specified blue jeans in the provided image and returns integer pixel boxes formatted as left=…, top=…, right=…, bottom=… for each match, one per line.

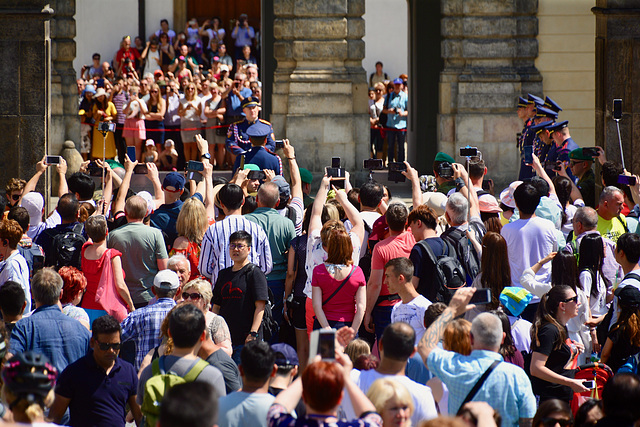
left=372, top=305, right=394, bottom=341
left=231, top=344, right=244, bottom=366
left=267, top=279, right=285, bottom=342
left=387, top=129, right=406, bottom=162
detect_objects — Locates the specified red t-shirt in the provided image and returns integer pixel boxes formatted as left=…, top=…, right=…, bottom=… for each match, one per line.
left=371, top=230, right=416, bottom=306
left=312, top=264, right=365, bottom=322
left=116, top=47, right=141, bottom=67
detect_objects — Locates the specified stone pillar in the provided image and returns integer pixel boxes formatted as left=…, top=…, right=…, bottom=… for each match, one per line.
left=0, top=1, right=53, bottom=195
left=593, top=1, right=640, bottom=173
left=50, top=0, right=80, bottom=154
left=271, top=0, right=369, bottom=180
left=439, top=0, right=542, bottom=188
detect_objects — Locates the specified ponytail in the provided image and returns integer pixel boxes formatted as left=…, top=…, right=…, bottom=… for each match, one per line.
left=531, top=286, right=571, bottom=350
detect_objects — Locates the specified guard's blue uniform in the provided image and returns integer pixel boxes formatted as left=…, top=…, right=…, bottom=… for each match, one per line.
left=233, top=146, right=282, bottom=175
left=225, top=118, right=276, bottom=155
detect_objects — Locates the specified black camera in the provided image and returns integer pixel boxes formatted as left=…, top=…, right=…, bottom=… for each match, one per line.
left=87, top=161, right=103, bottom=177
left=436, top=162, right=453, bottom=179
left=98, top=122, right=116, bottom=133
left=388, top=162, right=407, bottom=183
left=582, top=147, right=600, bottom=158
left=275, top=140, right=284, bottom=150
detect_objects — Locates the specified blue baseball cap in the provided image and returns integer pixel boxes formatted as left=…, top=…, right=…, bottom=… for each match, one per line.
left=162, top=171, right=186, bottom=191
left=393, top=78, right=403, bottom=84
left=271, top=343, right=298, bottom=366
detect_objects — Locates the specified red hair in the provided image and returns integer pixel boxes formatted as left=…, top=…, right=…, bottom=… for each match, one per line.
left=301, top=361, right=344, bottom=412
left=325, top=229, right=353, bottom=265
left=58, top=266, right=87, bottom=304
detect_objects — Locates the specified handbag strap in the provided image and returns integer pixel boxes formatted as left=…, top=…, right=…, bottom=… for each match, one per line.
left=323, top=266, right=356, bottom=306
left=460, top=360, right=500, bottom=408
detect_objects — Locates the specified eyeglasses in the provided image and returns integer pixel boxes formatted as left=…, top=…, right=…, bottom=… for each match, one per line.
left=183, top=292, right=203, bottom=301
left=562, top=295, right=578, bottom=304
left=540, top=418, right=573, bottom=427
left=229, top=243, right=248, bottom=250
left=96, top=341, right=121, bottom=351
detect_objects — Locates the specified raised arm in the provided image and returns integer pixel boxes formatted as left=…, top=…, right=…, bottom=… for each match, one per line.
left=531, top=153, right=556, bottom=197
left=403, top=161, right=422, bottom=210
left=113, top=155, right=138, bottom=214
left=282, top=140, right=302, bottom=200
left=334, top=185, right=364, bottom=245
left=452, top=163, right=479, bottom=218
left=21, top=157, right=49, bottom=202
left=56, top=157, right=69, bottom=197
left=145, top=162, right=164, bottom=208
left=309, top=176, right=330, bottom=235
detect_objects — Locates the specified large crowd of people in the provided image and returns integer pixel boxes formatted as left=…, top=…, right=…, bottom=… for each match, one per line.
left=1, top=36, right=640, bottom=427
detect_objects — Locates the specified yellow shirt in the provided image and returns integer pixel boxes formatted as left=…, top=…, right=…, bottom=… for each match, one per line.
left=597, top=214, right=627, bottom=243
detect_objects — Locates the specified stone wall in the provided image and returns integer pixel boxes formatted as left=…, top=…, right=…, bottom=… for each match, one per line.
left=0, top=1, right=53, bottom=196
left=271, top=0, right=369, bottom=181
left=439, top=0, right=543, bottom=190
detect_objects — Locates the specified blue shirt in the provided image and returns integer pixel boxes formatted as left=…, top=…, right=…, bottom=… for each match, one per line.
left=226, top=87, right=253, bottom=117
left=150, top=200, right=183, bottom=246
left=386, top=91, right=408, bottom=129
left=55, top=352, right=138, bottom=427
left=233, top=146, right=282, bottom=175
left=427, top=347, right=536, bottom=427
left=121, top=298, right=176, bottom=370
left=10, top=305, right=91, bottom=374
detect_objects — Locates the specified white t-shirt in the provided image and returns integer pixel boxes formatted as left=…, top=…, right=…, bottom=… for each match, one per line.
left=143, top=49, right=161, bottom=76
left=501, top=216, right=559, bottom=302
left=0, top=251, right=31, bottom=312
left=304, top=228, right=361, bottom=298
left=508, top=315, right=532, bottom=353
left=579, top=269, right=609, bottom=317
left=342, top=369, right=437, bottom=425
left=391, top=295, right=432, bottom=344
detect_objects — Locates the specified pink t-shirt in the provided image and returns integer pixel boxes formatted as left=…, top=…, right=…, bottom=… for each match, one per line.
left=371, top=230, right=416, bottom=306
left=312, top=264, right=365, bottom=322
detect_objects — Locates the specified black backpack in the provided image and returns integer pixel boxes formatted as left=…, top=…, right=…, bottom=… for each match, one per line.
left=245, top=264, right=280, bottom=341
left=358, top=221, right=375, bottom=281
left=441, top=226, right=483, bottom=286
left=46, top=223, right=86, bottom=270
left=416, top=239, right=466, bottom=303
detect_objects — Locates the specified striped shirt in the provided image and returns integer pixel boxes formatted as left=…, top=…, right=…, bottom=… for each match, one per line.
left=120, top=298, right=176, bottom=370
left=112, top=91, right=129, bottom=125
left=199, top=215, right=272, bottom=283
left=0, top=251, right=31, bottom=312
left=278, top=196, right=304, bottom=236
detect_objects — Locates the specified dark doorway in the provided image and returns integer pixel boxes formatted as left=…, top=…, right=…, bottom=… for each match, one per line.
left=187, top=0, right=260, bottom=41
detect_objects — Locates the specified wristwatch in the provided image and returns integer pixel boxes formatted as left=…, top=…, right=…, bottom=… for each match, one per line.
left=249, top=331, right=258, bottom=338
left=201, top=153, right=211, bottom=160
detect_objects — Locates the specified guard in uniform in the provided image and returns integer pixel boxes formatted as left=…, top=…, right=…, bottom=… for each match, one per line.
left=544, top=96, right=563, bottom=114
left=518, top=94, right=544, bottom=180
left=547, top=120, right=579, bottom=181
left=226, top=96, right=276, bottom=156
left=232, top=121, right=282, bottom=175
left=530, top=120, right=554, bottom=173
left=532, top=106, right=558, bottom=159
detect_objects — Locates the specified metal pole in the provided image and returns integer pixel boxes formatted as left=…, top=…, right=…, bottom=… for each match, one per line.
left=615, top=119, right=625, bottom=170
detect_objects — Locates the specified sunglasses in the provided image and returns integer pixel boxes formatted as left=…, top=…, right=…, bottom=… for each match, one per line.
left=96, top=341, right=121, bottom=351
left=229, top=243, right=248, bottom=250
left=150, top=90, right=158, bottom=93
left=540, top=418, right=573, bottom=427
left=562, top=295, right=578, bottom=303
left=183, top=292, right=203, bottom=301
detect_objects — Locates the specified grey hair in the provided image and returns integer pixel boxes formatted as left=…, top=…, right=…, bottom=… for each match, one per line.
left=471, top=312, right=503, bottom=350
left=574, top=206, right=598, bottom=230
left=599, top=186, right=623, bottom=204
left=32, top=268, right=64, bottom=306
left=446, top=192, right=469, bottom=225
left=168, top=253, right=190, bottom=271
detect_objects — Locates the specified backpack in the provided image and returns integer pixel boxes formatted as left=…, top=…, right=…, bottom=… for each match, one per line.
left=441, top=226, right=482, bottom=285
left=358, top=221, right=374, bottom=281
left=46, top=223, right=86, bottom=270
left=283, top=205, right=298, bottom=228
left=262, top=287, right=280, bottom=342
left=416, top=239, right=466, bottom=303
left=17, top=243, right=45, bottom=278
left=141, top=356, right=209, bottom=427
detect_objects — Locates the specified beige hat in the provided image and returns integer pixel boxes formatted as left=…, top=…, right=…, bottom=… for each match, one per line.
left=421, top=192, right=448, bottom=217
left=94, top=88, right=107, bottom=98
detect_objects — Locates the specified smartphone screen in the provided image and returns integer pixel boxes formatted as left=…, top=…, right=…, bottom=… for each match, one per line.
left=318, top=331, right=336, bottom=361
left=583, top=380, right=596, bottom=389
left=332, top=157, right=341, bottom=169
left=469, top=289, right=492, bottom=305
left=618, top=174, right=637, bottom=186
left=45, top=155, right=61, bottom=165
left=127, top=146, right=136, bottom=162
left=524, top=145, right=533, bottom=164
left=613, top=99, right=622, bottom=120
left=186, top=160, right=204, bottom=171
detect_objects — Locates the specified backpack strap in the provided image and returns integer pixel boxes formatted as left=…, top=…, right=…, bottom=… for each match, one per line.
left=616, top=215, right=629, bottom=233
left=459, top=360, right=500, bottom=408
left=183, top=359, right=209, bottom=382
left=323, top=266, right=356, bottom=306
left=624, top=273, right=640, bottom=284
left=152, top=357, right=163, bottom=376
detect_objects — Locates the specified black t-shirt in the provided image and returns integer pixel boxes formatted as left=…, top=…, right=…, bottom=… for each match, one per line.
left=205, top=349, right=242, bottom=394
left=409, top=237, right=445, bottom=301
left=213, top=263, right=269, bottom=346
left=607, top=324, right=640, bottom=373
left=530, top=322, right=576, bottom=402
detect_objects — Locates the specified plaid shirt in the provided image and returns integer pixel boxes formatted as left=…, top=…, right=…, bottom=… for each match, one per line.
left=427, top=347, right=536, bottom=427
left=121, top=298, right=176, bottom=370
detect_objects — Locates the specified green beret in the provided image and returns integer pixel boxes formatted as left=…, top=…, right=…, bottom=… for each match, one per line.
left=434, top=152, right=455, bottom=163
left=569, top=148, right=593, bottom=161
left=105, top=159, right=124, bottom=169
left=244, top=163, right=260, bottom=171
left=299, top=167, right=313, bottom=184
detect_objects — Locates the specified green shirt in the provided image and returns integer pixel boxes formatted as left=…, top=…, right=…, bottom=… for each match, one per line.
left=245, top=207, right=296, bottom=281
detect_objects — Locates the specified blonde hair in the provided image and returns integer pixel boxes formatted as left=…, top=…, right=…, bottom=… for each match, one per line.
left=443, top=318, right=472, bottom=356
left=175, top=198, right=208, bottom=244
left=345, top=338, right=371, bottom=365
left=366, top=378, right=414, bottom=417
left=183, top=278, right=213, bottom=308
left=2, top=386, right=54, bottom=423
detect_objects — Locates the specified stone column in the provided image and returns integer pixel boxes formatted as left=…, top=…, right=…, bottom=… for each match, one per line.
left=439, top=0, right=542, bottom=188
left=50, top=0, right=80, bottom=155
left=271, top=0, right=369, bottom=180
left=0, top=1, right=53, bottom=194
left=593, top=1, right=640, bottom=174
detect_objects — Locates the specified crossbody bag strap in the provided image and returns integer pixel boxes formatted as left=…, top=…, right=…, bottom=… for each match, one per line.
left=323, top=266, right=356, bottom=306
left=459, top=360, right=500, bottom=408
